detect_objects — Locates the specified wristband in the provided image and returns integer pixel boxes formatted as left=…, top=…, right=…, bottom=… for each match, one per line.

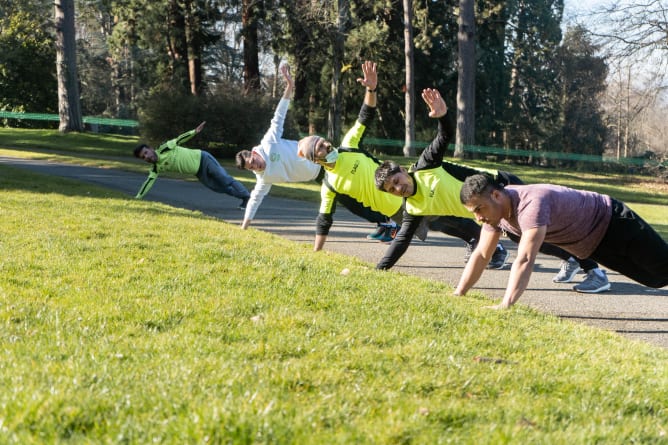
left=367, top=88, right=376, bottom=93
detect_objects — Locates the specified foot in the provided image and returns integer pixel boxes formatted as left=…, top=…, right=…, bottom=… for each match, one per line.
left=553, top=258, right=582, bottom=283
left=573, top=269, right=611, bottom=293
left=366, top=224, right=387, bottom=240
left=377, top=223, right=398, bottom=243
left=487, top=243, right=510, bottom=270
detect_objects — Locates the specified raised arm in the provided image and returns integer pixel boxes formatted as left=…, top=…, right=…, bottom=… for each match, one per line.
left=281, top=64, right=294, bottom=99
left=356, top=60, right=377, bottom=108
left=414, top=89, right=454, bottom=170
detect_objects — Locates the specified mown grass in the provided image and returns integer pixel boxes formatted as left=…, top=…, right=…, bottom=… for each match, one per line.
left=1, top=165, right=667, bottom=444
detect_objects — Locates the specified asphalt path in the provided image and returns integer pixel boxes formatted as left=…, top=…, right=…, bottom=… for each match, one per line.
left=2, top=155, right=668, bottom=349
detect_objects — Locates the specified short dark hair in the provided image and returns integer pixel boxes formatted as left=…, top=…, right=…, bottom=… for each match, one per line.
left=133, top=144, right=149, bottom=158
left=460, top=173, right=501, bottom=204
left=235, top=150, right=252, bottom=170
left=374, top=160, right=403, bottom=191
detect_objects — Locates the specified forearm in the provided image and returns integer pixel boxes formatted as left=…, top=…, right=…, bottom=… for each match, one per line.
left=241, top=218, right=251, bottom=229
left=314, top=234, right=327, bottom=251
left=499, top=257, right=535, bottom=308
left=454, top=252, right=487, bottom=295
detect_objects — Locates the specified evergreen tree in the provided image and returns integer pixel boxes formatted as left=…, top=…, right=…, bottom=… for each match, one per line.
left=557, top=25, right=608, bottom=160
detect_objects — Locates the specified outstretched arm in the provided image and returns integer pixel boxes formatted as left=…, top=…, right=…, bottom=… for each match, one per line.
left=356, top=60, right=377, bottom=108
left=281, top=64, right=294, bottom=99
left=414, top=88, right=454, bottom=170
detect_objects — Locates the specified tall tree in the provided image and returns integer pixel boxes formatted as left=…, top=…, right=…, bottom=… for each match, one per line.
left=455, top=0, right=475, bottom=157
left=505, top=0, right=563, bottom=157
left=328, top=0, right=350, bottom=141
left=403, top=0, right=415, bottom=157
left=242, top=0, right=261, bottom=94
left=557, top=25, right=608, bottom=160
left=54, top=0, right=83, bottom=132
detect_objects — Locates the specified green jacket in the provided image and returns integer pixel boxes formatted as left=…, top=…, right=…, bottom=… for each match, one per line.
left=135, top=128, right=202, bottom=199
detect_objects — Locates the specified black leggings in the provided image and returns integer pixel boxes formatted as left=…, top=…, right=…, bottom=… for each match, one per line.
left=590, top=199, right=668, bottom=288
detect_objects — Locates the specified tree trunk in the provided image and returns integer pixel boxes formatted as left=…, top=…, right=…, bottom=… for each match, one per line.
left=55, top=0, right=83, bottom=132
left=242, top=0, right=261, bottom=94
left=184, top=0, right=202, bottom=95
left=328, top=0, right=349, bottom=142
left=455, top=0, right=475, bottom=157
left=403, top=0, right=415, bottom=157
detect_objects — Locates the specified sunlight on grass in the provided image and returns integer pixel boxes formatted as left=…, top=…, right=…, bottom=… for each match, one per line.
left=0, top=166, right=667, bottom=443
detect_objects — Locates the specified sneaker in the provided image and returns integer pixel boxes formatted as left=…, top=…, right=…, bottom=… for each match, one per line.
left=238, top=197, right=249, bottom=210
left=366, top=224, right=387, bottom=240
left=377, top=224, right=398, bottom=243
left=463, top=238, right=477, bottom=263
left=552, top=258, right=582, bottom=283
left=488, top=243, right=510, bottom=269
left=573, top=269, right=611, bottom=293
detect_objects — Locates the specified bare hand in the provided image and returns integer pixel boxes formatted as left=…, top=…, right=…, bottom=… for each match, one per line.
left=281, top=64, right=293, bottom=86
left=195, top=121, right=206, bottom=133
left=421, top=88, right=447, bottom=118
left=356, top=60, right=377, bottom=91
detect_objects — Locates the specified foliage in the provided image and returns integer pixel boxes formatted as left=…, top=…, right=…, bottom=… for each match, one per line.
left=0, top=10, right=57, bottom=118
left=1, top=165, right=668, bottom=443
left=555, top=25, right=608, bottom=164
left=137, top=85, right=298, bottom=157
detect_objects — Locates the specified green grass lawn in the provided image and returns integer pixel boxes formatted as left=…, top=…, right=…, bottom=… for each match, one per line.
left=1, top=154, right=668, bottom=442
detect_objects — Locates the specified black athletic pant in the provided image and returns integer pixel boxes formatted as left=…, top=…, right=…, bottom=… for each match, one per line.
left=589, top=199, right=668, bottom=288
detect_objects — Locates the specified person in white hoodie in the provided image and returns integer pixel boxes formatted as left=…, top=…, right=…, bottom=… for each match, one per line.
left=235, top=63, right=392, bottom=236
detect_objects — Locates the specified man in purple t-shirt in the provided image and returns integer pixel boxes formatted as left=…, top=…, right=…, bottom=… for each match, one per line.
left=454, top=173, right=668, bottom=309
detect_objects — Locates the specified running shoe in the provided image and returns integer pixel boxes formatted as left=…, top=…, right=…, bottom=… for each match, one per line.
left=552, top=258, right=582, bottom=283
left=573, top=269, right=611, bottom=293
left=488, top=243, right=510, bottom=269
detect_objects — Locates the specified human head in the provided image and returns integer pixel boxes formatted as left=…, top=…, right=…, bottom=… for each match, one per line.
left=375, top=160, right=414, bottom=197
left=235, top=149, right=266, bottom=171
left=133, top=144, right=157, bottom=164
left=297, top=135, right=334, bottom=164
left=460, top=173, right=506, bottom=225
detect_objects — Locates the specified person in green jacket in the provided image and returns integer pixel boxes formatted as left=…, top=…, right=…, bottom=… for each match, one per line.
left=133, top=121, right=250, bottom=208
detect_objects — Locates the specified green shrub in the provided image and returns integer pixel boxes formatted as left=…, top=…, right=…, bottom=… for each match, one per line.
left=137, top=86, right=301, bottom=158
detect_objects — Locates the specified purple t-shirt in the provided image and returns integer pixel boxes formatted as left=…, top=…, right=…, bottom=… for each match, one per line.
left=483, top=184, right=612, bottom=259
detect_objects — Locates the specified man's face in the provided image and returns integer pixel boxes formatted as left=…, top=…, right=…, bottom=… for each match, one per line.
left=313, top=139, right=333, bottom=164
left=464, top=190, right=503, bottom=226
left=382, top=169, right=414, bottom=197
left=138, top=146, right=158, bottom=164
left=245, top=151, right=266, bottom=171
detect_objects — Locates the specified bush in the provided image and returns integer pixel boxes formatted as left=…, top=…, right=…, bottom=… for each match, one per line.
left=137, top=85, right=300, bottom=158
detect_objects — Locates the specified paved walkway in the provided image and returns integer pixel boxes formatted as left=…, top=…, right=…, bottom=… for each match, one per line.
left=2, top=156, right=668, bottom=349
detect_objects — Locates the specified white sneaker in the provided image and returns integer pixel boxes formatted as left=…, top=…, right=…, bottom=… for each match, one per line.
left=573, top=269, right=611, bottom=293
left=553, top=258, right=582, bottom=283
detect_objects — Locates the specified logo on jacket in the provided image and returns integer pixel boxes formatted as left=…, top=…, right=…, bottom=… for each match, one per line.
left=350, top=160, right=360, bottom=174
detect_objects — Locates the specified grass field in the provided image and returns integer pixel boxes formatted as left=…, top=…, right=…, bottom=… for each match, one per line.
left=1, top=129, right=667, bottom=443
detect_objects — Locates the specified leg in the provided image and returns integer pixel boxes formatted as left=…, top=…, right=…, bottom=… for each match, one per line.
left=591, top=199, right=668, bottom=288
left=196, top=151, right=250, bottom=200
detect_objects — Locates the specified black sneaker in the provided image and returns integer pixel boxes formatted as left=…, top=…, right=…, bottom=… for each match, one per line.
left=238, top=197, right=249, bottom=210
left=488, top=243, right=510, bottom=269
